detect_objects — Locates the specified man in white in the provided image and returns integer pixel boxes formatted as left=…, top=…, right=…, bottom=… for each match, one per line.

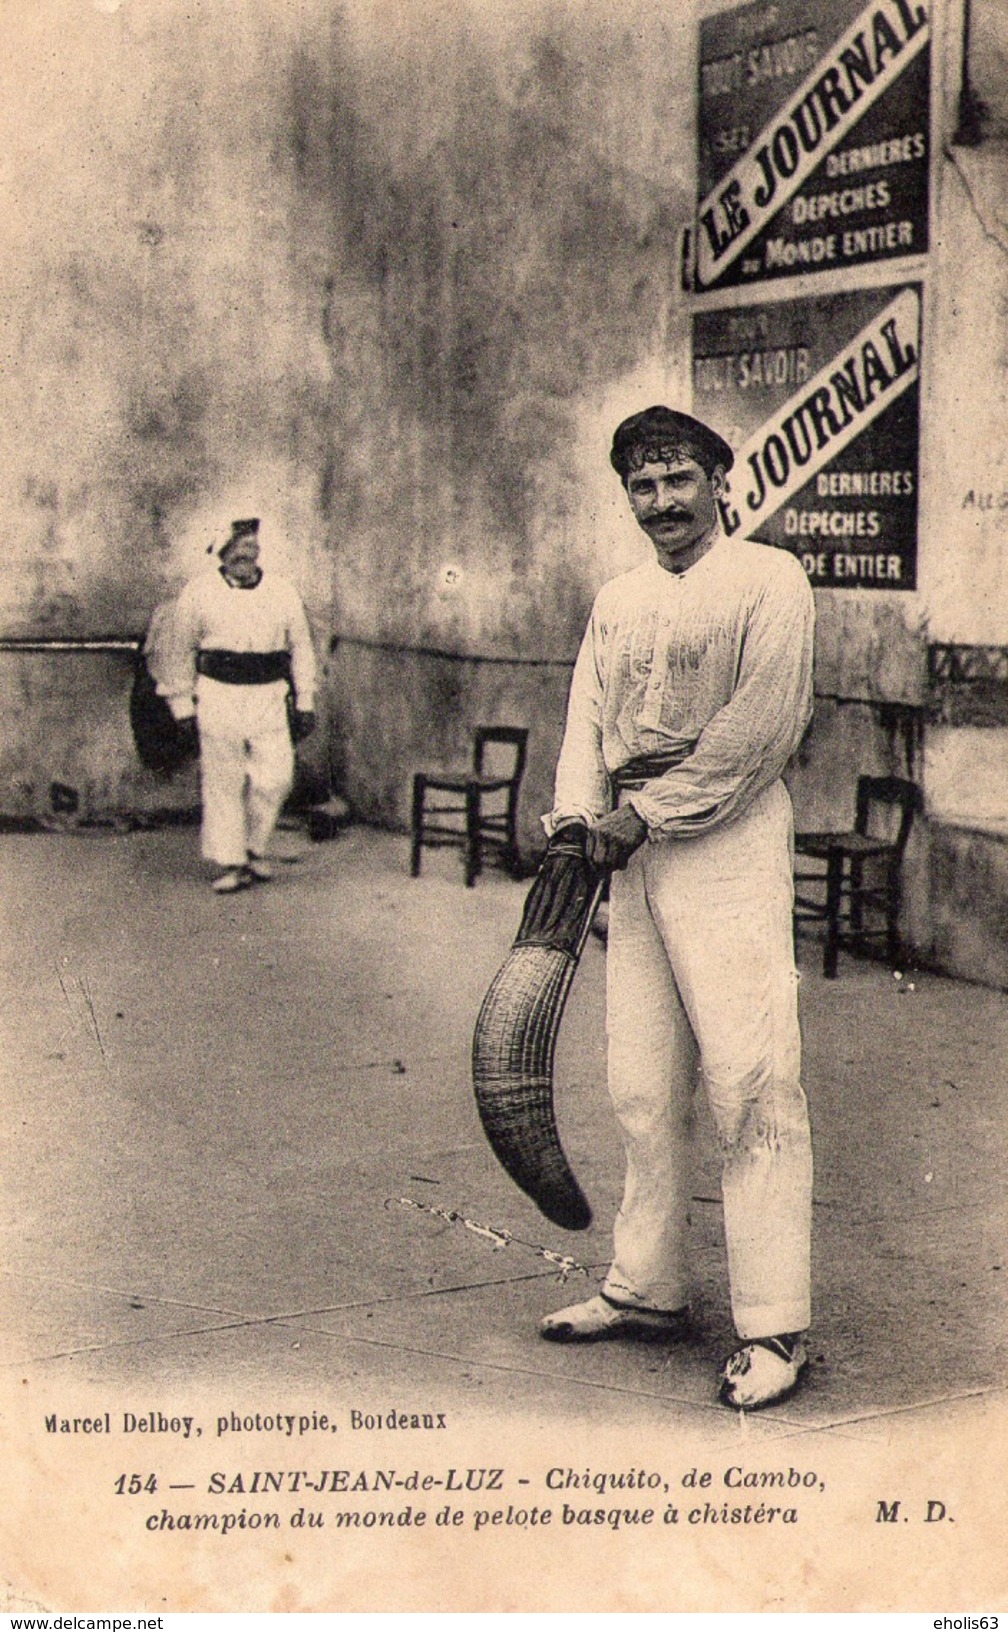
left=540, top=406, right=815, bottom=1410
left=162, top=517, right=317, bottom=893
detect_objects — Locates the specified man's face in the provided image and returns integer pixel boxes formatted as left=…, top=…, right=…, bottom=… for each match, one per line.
left=220, top=537, right=260, bottom=584
left=625, top=453, right=723, bottom=571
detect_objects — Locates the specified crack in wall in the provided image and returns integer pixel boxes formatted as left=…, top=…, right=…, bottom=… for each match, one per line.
left=944, top=143, right=1008, bottom=258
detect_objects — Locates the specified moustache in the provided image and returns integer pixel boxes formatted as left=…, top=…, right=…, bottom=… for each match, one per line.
left=644, top=509, right=692, bottom=528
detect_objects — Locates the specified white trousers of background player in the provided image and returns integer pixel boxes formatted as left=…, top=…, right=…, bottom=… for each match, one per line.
left=195, top=676, right=294, bottom=869
left=602, top=778, right=813, bottom=1340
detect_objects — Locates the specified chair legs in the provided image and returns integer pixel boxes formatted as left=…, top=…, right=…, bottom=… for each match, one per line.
left=501, top=798, right=520, bottom=878
left=849, top=858, right=864, bottom=935
left=411, top=778, right=521, bottom=885
left=464, top=781, right=481, bottom=887
left=410, top=775, right=485, bottom=885
left=410, top=773, right=426, bottom=877
left=823, top=851, right=844, bottom=979
left=886, top=861, right=902, bottom=966
left=814, top=854, right=903, bottom=977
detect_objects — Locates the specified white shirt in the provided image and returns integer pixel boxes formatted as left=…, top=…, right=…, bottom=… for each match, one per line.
left=160, top=568, right=317, bottom=722
left=548, top=533, right=814, bottom=838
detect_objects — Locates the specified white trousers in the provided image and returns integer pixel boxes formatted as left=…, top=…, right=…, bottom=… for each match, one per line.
left=195, top=678, right=294, bottom=869
left=602, top=779, right=812, bottom=1339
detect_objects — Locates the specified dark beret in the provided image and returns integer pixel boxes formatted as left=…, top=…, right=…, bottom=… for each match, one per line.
left=216, top=517, right=261, bottom=557
left=610, top=406, right=734, bottom=481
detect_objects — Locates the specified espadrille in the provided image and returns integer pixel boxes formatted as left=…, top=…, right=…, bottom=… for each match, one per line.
left=718, top=1335, right=808, bottom=1410
left=540, top=1292, right=691, bottom=1344
left=211, top=866, right=253, bottom=894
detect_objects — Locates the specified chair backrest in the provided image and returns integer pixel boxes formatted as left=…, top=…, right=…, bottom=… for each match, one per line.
left=473, top=726, right=529, bottom=786
left=854, top=776, right=922, bottom=855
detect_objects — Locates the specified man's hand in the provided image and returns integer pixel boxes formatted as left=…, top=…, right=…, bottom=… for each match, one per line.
left=293, top=708, right=317, bottom=742
left=586, top=804, right=648, bottom=870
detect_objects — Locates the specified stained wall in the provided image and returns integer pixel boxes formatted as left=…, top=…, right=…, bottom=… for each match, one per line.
left=2, top=0, right=1007, bottom=982
left=0, top=0, right=694, bottom=826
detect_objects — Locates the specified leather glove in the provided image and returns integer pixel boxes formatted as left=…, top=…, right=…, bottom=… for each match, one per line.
left=585, top=804, right=648, bottom=870
left=546, top=821, right=589, bottom=855
left=293, top=708, right=317, bottom=743
left=176, top=716, right=200, bottom=757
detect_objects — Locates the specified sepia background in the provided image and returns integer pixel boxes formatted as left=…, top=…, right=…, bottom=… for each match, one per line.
left=1, top=0, right=1007, bottom=1612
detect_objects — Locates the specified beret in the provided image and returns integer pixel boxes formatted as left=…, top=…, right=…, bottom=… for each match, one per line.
left=216, top=517, right=261, bottom=556
left=610, top=406, right=734, bottom=480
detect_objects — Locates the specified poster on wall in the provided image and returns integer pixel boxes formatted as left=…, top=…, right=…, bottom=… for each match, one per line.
left=692, top=281, right=921, bottom=588
left=695, top=0, right=930, bottom=292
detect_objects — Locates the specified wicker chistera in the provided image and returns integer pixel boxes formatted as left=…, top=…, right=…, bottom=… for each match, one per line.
left=472, top=824, right=606, bottom=1231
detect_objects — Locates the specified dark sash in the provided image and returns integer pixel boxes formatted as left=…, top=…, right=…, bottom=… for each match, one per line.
left=611, top=746, right=693, bottom=791
left=196, top=649, right=291, bottom=685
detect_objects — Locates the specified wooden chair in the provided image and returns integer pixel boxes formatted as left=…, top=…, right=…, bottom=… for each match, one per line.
left=793, top=776, right=922, bottom=978
left=410, top=727, right=529, bottom=887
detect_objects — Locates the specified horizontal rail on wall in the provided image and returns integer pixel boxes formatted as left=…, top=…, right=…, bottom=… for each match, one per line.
left=330, top=632, right=576, bottom=670
left=814, top=693, right=925, bottom=710
left=0, top=636, right=141, bottom=652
